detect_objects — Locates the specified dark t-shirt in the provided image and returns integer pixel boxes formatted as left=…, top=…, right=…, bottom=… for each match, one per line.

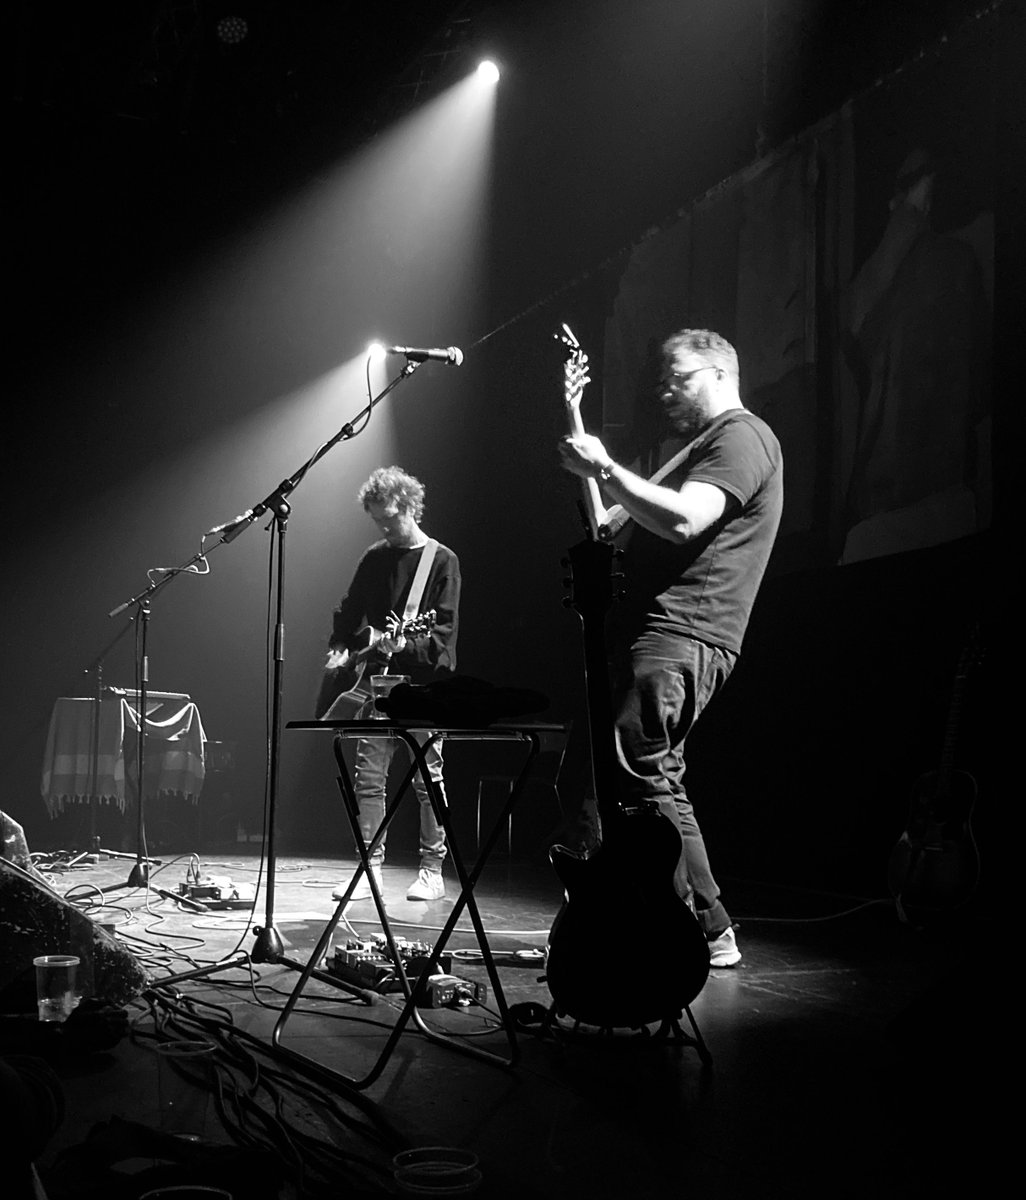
left=616, top=410, right=783, bottom=654
left=329, top=540, right=460, bottom=683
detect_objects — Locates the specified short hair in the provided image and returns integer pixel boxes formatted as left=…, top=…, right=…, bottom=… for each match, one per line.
left=663, top=328, right=739, bottom=383
left=358, top=465, right=425, bottom=521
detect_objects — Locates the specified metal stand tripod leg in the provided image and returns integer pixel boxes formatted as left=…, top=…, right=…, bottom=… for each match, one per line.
left=270, top=725, right=545, bottom=1089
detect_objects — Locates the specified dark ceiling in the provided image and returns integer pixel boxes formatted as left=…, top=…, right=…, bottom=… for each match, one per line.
left=8, top=1, right=987, bottom=160
left=6, top=0, right=1000, bottom=366
left=7, top=1, right=481, bottom=151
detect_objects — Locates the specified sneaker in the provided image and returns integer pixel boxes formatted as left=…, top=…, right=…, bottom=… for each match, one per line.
left=332, top=864, right=383, bottom=902
left=708, top=926, right=742, bottom=968
left=406, top=868, right=445, bottom=901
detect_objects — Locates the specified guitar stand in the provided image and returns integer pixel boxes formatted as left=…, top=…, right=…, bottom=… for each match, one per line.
left=540, top=1003, right=711, bottom=1064
left=272, top=719, right=566, bottom=1090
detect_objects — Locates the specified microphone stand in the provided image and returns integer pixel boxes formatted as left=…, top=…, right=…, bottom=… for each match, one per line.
left=102, top=552, right=210, bottom=894
left=53, top=623, right=131, bottom=864
left=155, top=361, right=421, bottom=985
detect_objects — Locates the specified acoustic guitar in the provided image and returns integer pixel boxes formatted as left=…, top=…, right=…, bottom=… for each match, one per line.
left=887, top=623, right=983, bottom=921
left=316, top=610, right=436, bottom=721
left=544, top=505, right=710, bottom=1029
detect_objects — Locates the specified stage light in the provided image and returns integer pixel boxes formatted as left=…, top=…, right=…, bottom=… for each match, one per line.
left=476, top=60, right=500, bottom=85
left=216, top=16, right=249, bottom=45
left=366, top=342, right=386, bottom=363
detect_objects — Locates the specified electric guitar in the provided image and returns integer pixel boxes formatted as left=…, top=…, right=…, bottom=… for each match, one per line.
left=544, top=536, right=710, bottom=1029
left=887, top=624, right=983, bottom=921
left=315, top=610, right=437, bottom=721
left=557, top=324, right=627, bottom=543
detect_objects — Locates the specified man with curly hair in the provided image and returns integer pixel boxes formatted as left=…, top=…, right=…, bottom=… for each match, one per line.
left=559, top=329, right=783, bottom=967
left=317, top=465, right=461, bottom=902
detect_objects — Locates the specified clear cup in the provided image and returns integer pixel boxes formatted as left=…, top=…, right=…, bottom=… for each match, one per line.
left=33, top=955, right=79, bottom=1022
left=369, top=673, right=409, bottom=718
left=155, top=1039, right=217, bottom=1142
left=393, top=1146, right=482, bottom=1195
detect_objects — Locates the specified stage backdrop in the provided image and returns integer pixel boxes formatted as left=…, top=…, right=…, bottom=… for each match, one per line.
left=600, top=26, right=993, bottom=575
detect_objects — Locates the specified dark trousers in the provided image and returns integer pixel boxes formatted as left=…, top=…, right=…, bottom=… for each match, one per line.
left=612, top=628, right=737, bottom=938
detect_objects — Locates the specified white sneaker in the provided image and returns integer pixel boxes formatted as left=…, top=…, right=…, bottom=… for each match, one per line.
left=332, top=864, right=383, bottom=902
left=708, top=926, right=741, bottom=967
left=406, top=868, right=445, bottom=901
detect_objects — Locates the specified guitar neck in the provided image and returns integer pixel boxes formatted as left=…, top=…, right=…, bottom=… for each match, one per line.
left=937, top=625, right=983, bottom=780
left=350, top=615, right=431, bottom=668
left=566, top=403, right=608, bottom=542
left=565, top=538, right=624, bottom=821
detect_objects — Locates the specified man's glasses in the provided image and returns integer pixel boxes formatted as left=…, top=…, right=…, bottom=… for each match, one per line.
left=659, top=364, right=720, bottom=389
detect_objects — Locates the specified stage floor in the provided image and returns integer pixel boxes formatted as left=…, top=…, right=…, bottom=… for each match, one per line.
left=25, top=848, right=982, bottom=1200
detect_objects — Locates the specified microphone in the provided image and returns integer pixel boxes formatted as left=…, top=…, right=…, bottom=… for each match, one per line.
left=207, top=510, right=254, bottom=535
left=206, top=510, right=259, bottom=543
left=388, top=345, right=464, bottom=366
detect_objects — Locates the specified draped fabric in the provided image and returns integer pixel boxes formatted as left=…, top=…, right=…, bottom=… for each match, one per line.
left=41, top=697, right=206, bottom=815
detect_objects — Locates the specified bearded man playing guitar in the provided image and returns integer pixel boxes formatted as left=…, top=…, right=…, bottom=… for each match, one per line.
left=315, top=465, right=461, bottom=903
left=559, top=329, right=782, bottom=967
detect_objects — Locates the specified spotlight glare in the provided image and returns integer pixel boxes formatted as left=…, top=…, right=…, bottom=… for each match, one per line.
left=366, top=342, right=386, bottom=363
left=476, top=60, right=500, bottom=85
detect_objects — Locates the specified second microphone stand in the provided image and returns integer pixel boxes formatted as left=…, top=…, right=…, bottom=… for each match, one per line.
left=100, top=588, right=177, bottom=895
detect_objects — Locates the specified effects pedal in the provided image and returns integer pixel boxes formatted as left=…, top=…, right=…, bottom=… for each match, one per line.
left=324, top=936, right=453, bottom=994
left=175, top=874, right=255, bottom=910
left=416, top=974, right=489, bottom=1009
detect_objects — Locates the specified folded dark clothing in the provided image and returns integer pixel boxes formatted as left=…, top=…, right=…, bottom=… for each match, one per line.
left=376, top=675, right=550, bottom=726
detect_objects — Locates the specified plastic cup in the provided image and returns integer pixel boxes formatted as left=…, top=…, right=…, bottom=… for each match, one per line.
left=369, top=673, right=409, bottom=718
left=33, top=955, right=79, bottom=1022
left=155, top=1039, right=217, bottom=1142
left=393, top=1146, right=482, bottom=1195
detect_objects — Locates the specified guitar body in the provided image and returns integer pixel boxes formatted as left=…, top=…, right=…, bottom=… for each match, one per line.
left=887, top=768, right=979, bottom=915
left=314, top=612, right=436, bottom=720
left=545, top=530, right=710, bottom=1028
left=547, top=809, right=710, bottom=1028
left=320, top=667, right=374, bottom=721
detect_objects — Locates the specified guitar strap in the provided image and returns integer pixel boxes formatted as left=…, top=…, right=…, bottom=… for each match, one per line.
left=600, top=412, right=745, bottom=539
left=600, top=444, right=694, bottom=539
left=402, top=538, right=438, bottom=622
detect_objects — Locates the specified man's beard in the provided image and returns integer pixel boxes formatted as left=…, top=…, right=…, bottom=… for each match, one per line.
left=665, top=395, right=711, bottom=441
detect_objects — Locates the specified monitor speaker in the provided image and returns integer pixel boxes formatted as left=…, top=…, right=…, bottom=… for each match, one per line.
left=0, top=810, right=148, bottom=1015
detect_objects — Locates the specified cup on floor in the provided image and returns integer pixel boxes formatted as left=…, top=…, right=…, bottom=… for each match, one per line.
left=155, top=1039, right=217, bottom=1143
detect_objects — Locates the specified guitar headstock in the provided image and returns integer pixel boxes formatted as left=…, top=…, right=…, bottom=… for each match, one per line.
left=404, top=609, right=437, bottom=638
left=383, top=609, right=437, bottom=642
left=556, top=324, right=590, bottom=412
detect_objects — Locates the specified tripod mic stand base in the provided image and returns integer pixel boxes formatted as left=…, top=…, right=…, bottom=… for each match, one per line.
left=127, top=861, right=151, bottom=888
left=252, top=924, right=286, bottom=963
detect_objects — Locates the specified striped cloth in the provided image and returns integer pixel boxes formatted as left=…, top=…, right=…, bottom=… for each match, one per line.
left=41, top=697, right=206, bottom=815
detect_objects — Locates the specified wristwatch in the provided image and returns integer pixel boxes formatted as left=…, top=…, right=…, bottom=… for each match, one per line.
left=598, top=462, right=616, bottom=483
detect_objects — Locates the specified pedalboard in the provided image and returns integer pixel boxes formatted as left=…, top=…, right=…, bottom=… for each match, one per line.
left=324, top=936, right=486, bottom=1007
left=175, top=874, right=255, bottom=910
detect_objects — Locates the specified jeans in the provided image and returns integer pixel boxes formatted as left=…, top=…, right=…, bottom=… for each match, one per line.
left=612, top=629, right=737, bottom=937
left=353, top=730, right=447, bottom=872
